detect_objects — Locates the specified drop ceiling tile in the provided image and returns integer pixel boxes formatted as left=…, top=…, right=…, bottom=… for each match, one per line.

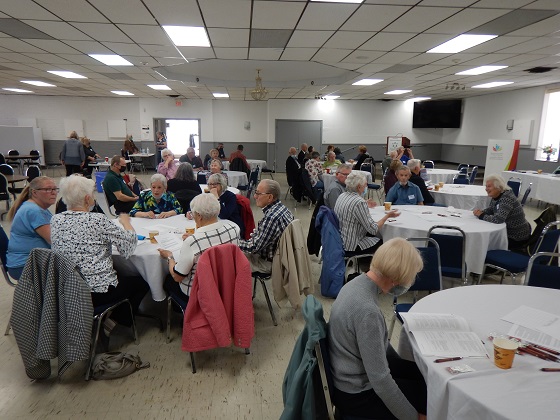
left=199, top=0, right=252, bottom=28
left=63, top=40, right=113, bottom=54
left=499, top=37, right=560, bottom=53
left=21, top=20, right=93, bottom=41
left=313, top=48, right=354, bottom=63
left=522, top=0, right=560, bottom=9
left=323, top=31, right=374, bottom=49
left=143, top=0, right=202, bottom=26
left=385, top=7, right=461, bottom=33
left=140, top=45, right=180, bottom=58
left=21, top=53, right=74, bottom=65
left=252, top=1, right=306, bottom=30
left=394, top=34, right=454, bottom=53
left=214, top=47, right=247, bottom=59
left=431, top=53, right=485, bottom=65
left=88, top=0, right=156, bottom=25
left=24, top=39, right=81, bottom=54
left=374, top=51, right=419, bottom=64
left=0, top=38, right=46, bottom=53
left=177, top=47, right=216, bottom=60
left=1, top=0, right=59, bottom=20
left=281, top=48, right=319, bottom=61
left=55, top=54, right=101, bottom=65
left=72, top=23, right=131, bottom=43
left=341, top=50, right=385, bottom=64
left=207, top=28, right=249, bottom=48
left=248, top=48, right=282, bottom=60
left=507, top=13, right=560, bottom=37
left=467, top=36, right=533, bottom=53
left=298, top=3, right=360, bottom=31
left=117, top=25, right=170, bottom=46
left=418, top=0, right=478, bottom=6
left=498, top=54, right=549, bottom=65
left=341, top=5, right=412, bottom=31
left=360, top=32, right=415, bottom=51
left=426, top=8, right=510, bottom=35
left=101, top=42, right=148, bottom=56
left=34, top=0, right=109, bottom=22
left=287, top=30, right=334, bottom=48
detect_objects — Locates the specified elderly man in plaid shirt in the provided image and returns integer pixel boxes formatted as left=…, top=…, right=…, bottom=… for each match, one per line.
left=239, top=179, right=294, bottom=273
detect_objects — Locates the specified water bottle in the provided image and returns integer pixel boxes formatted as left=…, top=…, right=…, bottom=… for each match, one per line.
left=146, top=147, right=149, bottom=154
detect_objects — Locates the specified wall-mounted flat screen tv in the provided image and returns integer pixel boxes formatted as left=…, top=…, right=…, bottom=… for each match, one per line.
left=413, top=99, right=462, bottom=128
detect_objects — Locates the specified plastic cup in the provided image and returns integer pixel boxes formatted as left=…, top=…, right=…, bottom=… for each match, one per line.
left=148, top=231, right=159, bottom=243
left=434, top=185, right=440, bottom=191
left=438, top=182, right=444, bottom=187
left=537, top=169, right=543, bottom=174
left=204, top=188, right=210, bottom=193
left=105, top=156, right=109, bottom=163
left=384, top=202, right=392, bottom=211
left=493, top=338, right=518, bottom=369
left=185, top=227, right=195, bottom=235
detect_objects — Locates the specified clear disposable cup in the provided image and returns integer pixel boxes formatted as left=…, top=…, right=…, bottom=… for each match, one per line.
left=384, top=202, right=392, bottom=211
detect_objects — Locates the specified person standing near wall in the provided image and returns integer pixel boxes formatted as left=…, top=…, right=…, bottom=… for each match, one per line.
left=61, top=130, right=85, bottom=176
left=155, top=131, right=167, bottom=165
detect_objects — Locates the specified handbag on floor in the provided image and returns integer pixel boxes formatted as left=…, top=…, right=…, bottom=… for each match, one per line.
left=91, top=351, right=150, bottom=380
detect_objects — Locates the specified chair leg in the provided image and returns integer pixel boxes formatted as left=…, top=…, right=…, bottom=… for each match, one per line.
left=259, top=278, right=278, bottom=326
left=125, top=301, right=139, bottom=344
left=86, top=317, right=105, bottom=380
left=252, top=277, right=257, bottom=299
left=190, top=352, right=196, bottom=373
left=166, top=297, right=172, bottom=344
left=245, top=348, right=250, bottom=355
left=4, top=320, right=11, bottom=336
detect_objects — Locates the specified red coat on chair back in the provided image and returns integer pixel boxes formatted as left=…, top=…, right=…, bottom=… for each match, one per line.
left=182, top=244, right=254, bottom=352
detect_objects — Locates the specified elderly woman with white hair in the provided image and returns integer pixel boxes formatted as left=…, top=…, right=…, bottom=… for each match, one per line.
left=51, top=175, right=149, bottom=326
left=157, top=148, right=179, bottom=180
left=207, top=173, right=244, bottom=237
left=334, top=172, right=399, bottom=254
left=473, top=174, right=531, bottom=253
left=329, top=238, right=427, bottom=419
left=130, top=173, right=182, bottom=218
left=158, top=193, right=240, bottom=303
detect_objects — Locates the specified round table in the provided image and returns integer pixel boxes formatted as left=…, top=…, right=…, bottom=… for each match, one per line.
left=199, top=184, right=240, bottom=195
left=369, top=205, right=507, bottom=274
left=403, top=285, right=560, bottom=420
left=112, top=214, right=194, bottom=301
left=426, top=168, right=458, bottom=185
left=431, top=184, right=490, bottom=210
left=196, top=170, right=248, bottom=188
left=222, top=159, right=267, bottom=172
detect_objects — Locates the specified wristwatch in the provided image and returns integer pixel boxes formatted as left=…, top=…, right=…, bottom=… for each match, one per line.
left=167, top=255, right=175, bottom=262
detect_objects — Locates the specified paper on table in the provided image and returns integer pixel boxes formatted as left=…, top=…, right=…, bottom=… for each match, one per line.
left=155, top=233, right=183, bottom=253
left=401, top=313, right=471, bottom=331
left=501, top=305, right=560, bottom=341
left=409, top=330, right=488, bottom=357
left=507, top=324, right=560, bottom=352
left=151, top=224, right=183, bottom=234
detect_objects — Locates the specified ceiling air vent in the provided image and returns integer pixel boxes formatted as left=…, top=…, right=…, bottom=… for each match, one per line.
left=524, top=66, right=557, bottom=74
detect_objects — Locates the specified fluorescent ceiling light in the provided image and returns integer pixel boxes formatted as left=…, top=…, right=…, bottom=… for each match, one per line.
left=352, top=78, right=383, bottom=86
left=384, top=90, right=411, bottom=95
left=324, top=95, right=340, bottom=99
left=2, top=88, right=33, bottom=93
left=456, top=65, right=507, bottom=76
left=471, top=81, right=513, bottom=89
left=310, top=0, right=364, bottom=3
left=427, top=34, right=497, bottom=54
left=408, top=97, right=431, bottom=102
left=147, top=84, right=171, bottom=90
left=89, top=54, right=133, bottom=66
left=21, top=80, right=56, bottom=87
left=47, top=70, right=87, bottom=79
left=213, top=93, right=229, bottom=98
left=163, top=26, right=210, bottom=47
left=111, top=90, right=134, bottom=96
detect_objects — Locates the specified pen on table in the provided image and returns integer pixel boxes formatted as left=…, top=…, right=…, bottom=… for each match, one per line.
left=510, top=337, right=560, bottom=356
left=434, top=357, right=462, bottom=363
left=541, top=368, right=560, bottom=372
left=518, top=346, right=558, bottom=362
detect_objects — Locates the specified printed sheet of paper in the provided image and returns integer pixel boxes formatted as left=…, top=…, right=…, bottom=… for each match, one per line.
left=401, top=313, right=471, bottom=332
left=507, top=324, right=560, bottom=352
left=409, top=330, right=489, bottom=357
left=501, top=305, right=560, bottom=341
left=154, top=233, right=183, bottom=253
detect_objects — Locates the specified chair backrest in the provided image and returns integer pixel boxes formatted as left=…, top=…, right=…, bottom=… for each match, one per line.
left=405, top=238, right=443, bottom=293
left=315, top=338, right=336, bottom=420
left=230, top=157, right=247, bottom=173
left=507, top=177, right=522, bottom=197
left=534, top=221, right=560, bottom=254
left=423, top=160, right=434, bottom=168
left=25, top=165, right=41, bottom=182
left=0, top=154, right=5, bottom=165
left=102, top=185, right=116, bottom=216
left=520, top=183, right=532, bottom=206
left=174, top=189, right=201, bottom=213
left=457, top=163, right=469, bottom=172
left=301, top=169, right=316, bottom=204
left=453, top=174, right=469, bottom=184
left=28, top=150, right=40, bottom=161
left=469, top=166, right=478, bottom=184
left=0, top=164, right=14, bottom=176
left=0, top=224, right=16, bottom=286
left=428, top=225, right=467, bottom=284
left=7, top=150, right=19, bottom=157
left=525, top=207, right=557, bottom=255
left=248, top=166, right=259, bottom=189
left=525, top=252, right=560, bottom=289
left=360, top=162, right=376, bottom=182
left=419, top=167, right=429, bottom=181
left=0, top=173, right=10, bottom=199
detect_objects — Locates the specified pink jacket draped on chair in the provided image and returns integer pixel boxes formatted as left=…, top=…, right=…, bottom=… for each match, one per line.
left=182, top=244, right=254, bottom=352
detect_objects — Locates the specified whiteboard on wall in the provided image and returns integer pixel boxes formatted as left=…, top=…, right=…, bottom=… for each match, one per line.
left=108, top=120, right=127, bottom=138
left=64, top=119, right=83, bottom=137
left=0, top=125, right=45, bottom=164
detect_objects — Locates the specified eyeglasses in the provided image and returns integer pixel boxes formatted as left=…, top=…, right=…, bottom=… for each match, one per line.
left=254, top=191, right=270, bottom=196
left=36, top=188, right=59, bottom=193
left=207, top=183, right=218, bottom=187
left=338, top=172, right=351, bottom=177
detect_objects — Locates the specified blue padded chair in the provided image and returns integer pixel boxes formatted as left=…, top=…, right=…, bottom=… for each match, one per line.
left=238, top=166, right=259, bottom=198
left=507, top=177, right=522, bottom=197
left=428, top=225, right=468, bottom=285
left=525, top=252, right=560, bottom=289
left=453, top=174, right=469, bottom=184
left=480, top=221, right=560, bottom=284
left=457, top=163, right=469, bottom=173
left=469, top=166, right=478, bottom=184
left=0, top=173, right=11, bottom=220
left=520, top=183, right=532, bottom=206
left=25, top=165, right=41, bottom=183
left=360, top=161, right=375, bottom=183
left=388, top=238, right=442, bottom=341
left=1, top=224, right=17, bottom=335
left=423, top=160, right=434, bottom=169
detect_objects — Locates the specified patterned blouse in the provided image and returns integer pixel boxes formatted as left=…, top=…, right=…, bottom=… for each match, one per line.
left=51, top=211, right=137, bottom=293
left=479, top=189, right=531, bottom=242
left=130, top=191, right=182, bottom=216
left=305, top=159, right=324, bottom=187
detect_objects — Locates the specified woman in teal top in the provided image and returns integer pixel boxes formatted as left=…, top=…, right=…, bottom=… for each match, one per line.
left=7, top=176, right=58, bottom=279
left=130, top=173, right=182, bottom=218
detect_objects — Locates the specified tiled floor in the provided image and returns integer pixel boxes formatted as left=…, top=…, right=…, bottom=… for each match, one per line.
left=0, top=164, right=554, bottom=419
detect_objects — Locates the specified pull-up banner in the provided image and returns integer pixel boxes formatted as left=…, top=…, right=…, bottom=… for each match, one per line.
left=484, top=138, right=520, bottom=181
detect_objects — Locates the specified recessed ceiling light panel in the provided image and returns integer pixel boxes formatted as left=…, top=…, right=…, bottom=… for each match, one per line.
left=213, top=93, right=229, bottom=98
left=89, top=54, right=134, bottom=66
left=407, top=97, right=431, bottom=102
left=2, top=88, right=33, bottom=93
left=427, top=34, right=497, bottom=54
left=384, top=90, right=412, bottom=95
left=47, top=71, right=87, bottom=79
left=456, top=65, right=507, bottom=75
left=21, top=81, right=56, bottom=87
left=324, top=95, right=340, bottom=99
left=163, top=26, right=210, bottom=47
left=147, top=84, right=171, bottom=90
left=471, top=81, right=513, bottom=88
left=111, top=90, right=134, bottom=96
left=352, top=78, right=383, bottom=86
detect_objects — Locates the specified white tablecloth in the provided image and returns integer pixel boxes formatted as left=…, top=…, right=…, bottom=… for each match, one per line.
left=404, top=285, right=560, bottom=420
left=502, top=171, right=560, bottom=205
left=91, top=160, right=130, bottom=171
left=369, top=205, right=507, bottom=274
left=431, top=184, right=491, bottom=210
left=323, top=170, right=372, bottom=190
left=196, top=170, right=248, bottom=187
left=112, top=215, right=194, bottom=301
left=426, top=168, right=458, bottom=184
left=222, top=159, right=267, bottom=172
left=199, top=184, right=240, bottom=195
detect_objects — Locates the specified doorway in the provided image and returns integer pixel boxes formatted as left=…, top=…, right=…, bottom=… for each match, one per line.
left=153, top=118, right=200, bottom=157
left=275, top=119, right=322, bottom=173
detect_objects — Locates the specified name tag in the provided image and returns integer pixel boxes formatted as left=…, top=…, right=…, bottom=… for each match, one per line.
left=408, top=194, right=415, bottom=200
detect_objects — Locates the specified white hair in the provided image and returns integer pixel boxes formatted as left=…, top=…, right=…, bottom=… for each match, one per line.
left=150, top=173, right=167, bottom=188
left=345, top=172, right=367, bottom=192
left=190, top=193, right=221, bottom=220
left=59, top=175, right=95, bottom=208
